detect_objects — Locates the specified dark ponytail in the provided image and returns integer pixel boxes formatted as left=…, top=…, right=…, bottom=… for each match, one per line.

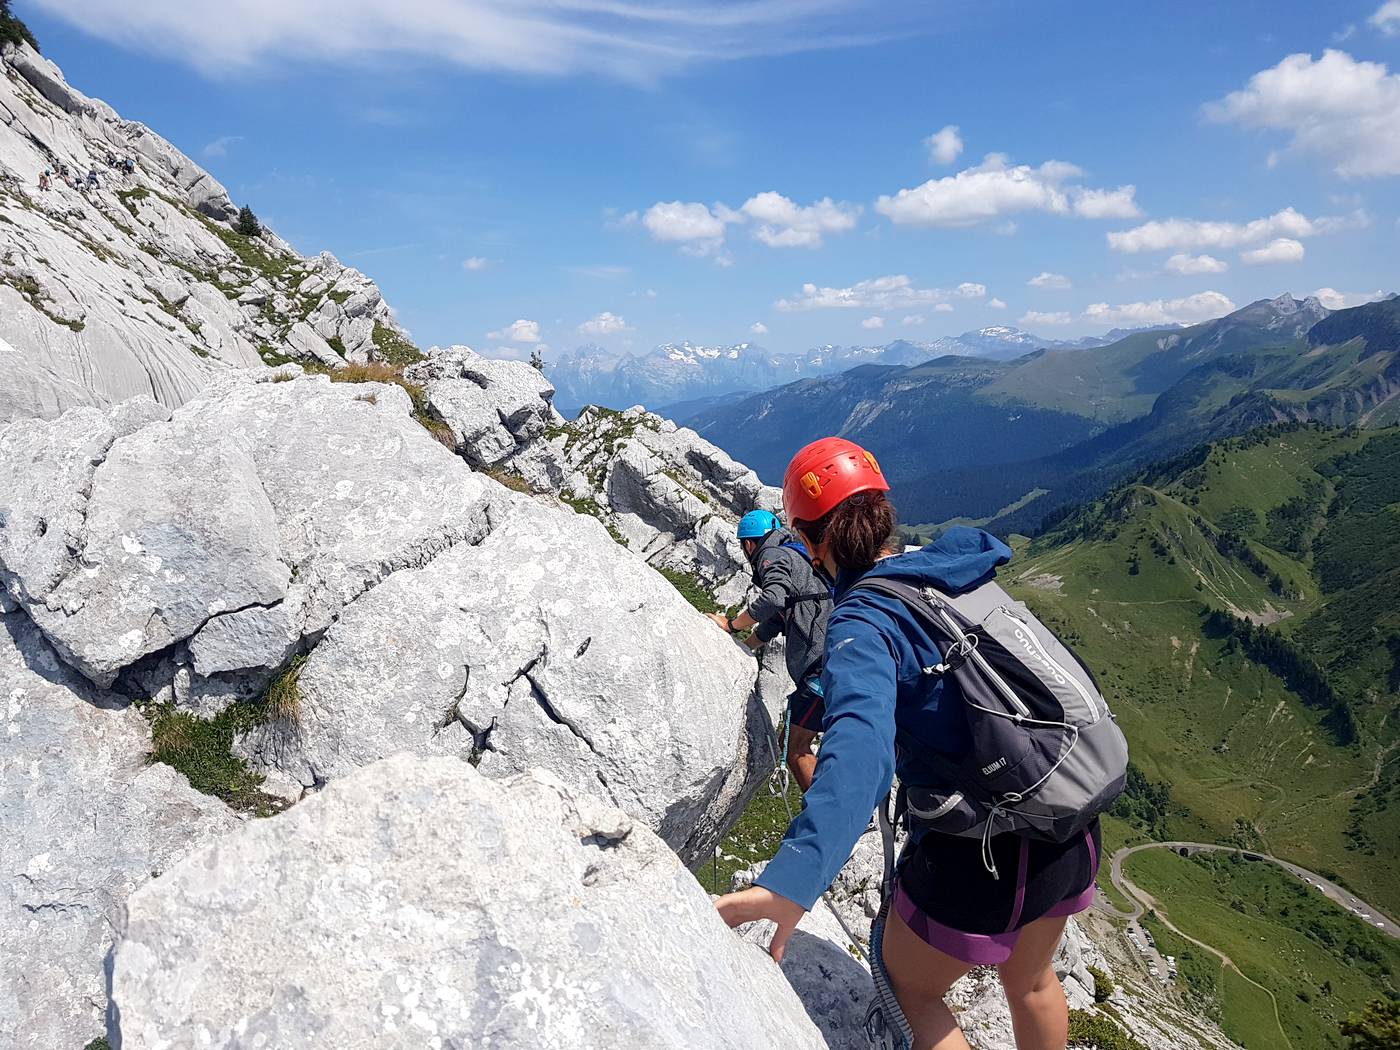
left=796, top=490, right=897, bottom=575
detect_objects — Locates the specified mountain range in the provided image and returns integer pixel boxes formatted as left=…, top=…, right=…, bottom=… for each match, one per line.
left=683, top=293, right=1400, bottom=533
left=546, top=325, right=1168, bottom=416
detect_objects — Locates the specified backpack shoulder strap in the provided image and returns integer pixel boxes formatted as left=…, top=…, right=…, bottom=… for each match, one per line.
left=773, top=542, right=833, bottom=612
left=842, top=578, right=952, bottom=631
left=843, top=578, right=983, bottom=675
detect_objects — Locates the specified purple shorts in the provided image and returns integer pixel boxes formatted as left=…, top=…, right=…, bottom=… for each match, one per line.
left=893, top=828, right=1099, bottom=966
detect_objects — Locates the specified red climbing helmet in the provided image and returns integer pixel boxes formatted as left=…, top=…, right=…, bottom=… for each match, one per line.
left=782, top=437, right=890, bottom=523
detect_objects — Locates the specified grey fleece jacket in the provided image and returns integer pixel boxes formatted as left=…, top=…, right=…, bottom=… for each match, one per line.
left=746, top=528, right=832, bottom=687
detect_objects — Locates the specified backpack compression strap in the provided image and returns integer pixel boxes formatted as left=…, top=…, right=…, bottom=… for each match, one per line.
left=865, top=792, right=914, bottom=1050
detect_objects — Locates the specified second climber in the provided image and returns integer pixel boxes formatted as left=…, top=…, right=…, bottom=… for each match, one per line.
left=708, top=508, right=833, bottom=792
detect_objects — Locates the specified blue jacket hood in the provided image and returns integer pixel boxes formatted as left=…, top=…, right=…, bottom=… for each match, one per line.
left=841, top=525, right=1012, bottom=597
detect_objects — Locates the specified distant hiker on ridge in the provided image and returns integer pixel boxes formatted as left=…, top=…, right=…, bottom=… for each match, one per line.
left=707, top=509, right=832, bottom=793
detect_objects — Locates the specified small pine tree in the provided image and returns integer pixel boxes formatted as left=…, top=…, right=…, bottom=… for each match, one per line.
left=1341, top=999, right=1400, bottom=1049
left=0, top=0, right=38, bottom=52
left=528, top=347, right=545, bottom=372
left=235, top=205, right=261, bottom=237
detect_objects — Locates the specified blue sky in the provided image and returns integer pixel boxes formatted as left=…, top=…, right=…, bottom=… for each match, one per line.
left=24, top=0, right=1400, bottom=359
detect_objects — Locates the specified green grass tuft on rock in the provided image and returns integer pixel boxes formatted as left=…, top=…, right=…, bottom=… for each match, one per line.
left=370, top=321, right=424, bottom=367
left=485, top=468, right=533, bottom=494
left=115, top=185, right=149, bottom=218
left=1087, top=965, right=1114, bottom=1003
left=1066, top=1009, right=1148, bottom=1050
left=655, top=566, right=720, bottom=615
left=140, top=699, right=288, bottom=818
left=263, top=655, right=306, bottom=726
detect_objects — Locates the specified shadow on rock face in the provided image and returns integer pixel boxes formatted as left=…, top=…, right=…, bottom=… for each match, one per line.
left=741, top=903, right=874, bottom=1050
left=779, top=928, right=873, bottom=1049
left=0, top=609, right=122, bottom=711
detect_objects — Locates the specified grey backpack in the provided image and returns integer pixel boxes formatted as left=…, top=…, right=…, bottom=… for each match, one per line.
left=847, top=577, right=1129, bottom=879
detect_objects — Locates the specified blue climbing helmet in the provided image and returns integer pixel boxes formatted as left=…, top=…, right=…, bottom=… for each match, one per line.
left=736, top=509, right=781, bottom=540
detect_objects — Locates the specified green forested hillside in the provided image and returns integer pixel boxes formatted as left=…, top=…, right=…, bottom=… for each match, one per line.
left=1127, top=849, right=1400, bottom=1049
left=1007, top=424, right=1400, bottom=913
left=983, top=294, right=1329, bottom=423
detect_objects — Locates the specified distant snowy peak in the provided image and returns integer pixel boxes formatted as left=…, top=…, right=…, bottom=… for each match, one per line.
left=657, top=341, right=754, bottom=363
left=546, top=325, right=1159, bottom=414
left=975, top=325, right=1039, bottom=344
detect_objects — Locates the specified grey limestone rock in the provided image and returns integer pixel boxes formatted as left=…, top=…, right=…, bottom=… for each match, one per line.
left=0, top=610, right=237, bottom=1050
left=0, top=43, right=420, bottom=425
left=550, top=404, right=782, bottom=606
left=26, top=420, right=291, bottom=687
left=1, top=375, right=495, bottom=700
left=404, top=345, right=564, bottom=484
left=105, top=754, right=826, bottom=1050
left=740, top=899, right=872, bottom=1049
left=0, top=406, right=115, bottom=607
left=285, top=320, right=344, bottom=368
left=236, top=495, right=774, bottom=866
left=188, top=583, right=308, bottom=677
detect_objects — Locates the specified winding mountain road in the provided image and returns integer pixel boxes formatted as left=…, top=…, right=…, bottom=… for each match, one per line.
left=1099, top=841, right=1399, bottom=939
left=1099, top=841, right=1400, bottom=1050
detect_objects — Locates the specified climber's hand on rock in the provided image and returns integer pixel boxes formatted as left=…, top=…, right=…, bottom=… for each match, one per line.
left=705, top=612, right=730, bottom=632
left=715, top=886, right=805, bottom=963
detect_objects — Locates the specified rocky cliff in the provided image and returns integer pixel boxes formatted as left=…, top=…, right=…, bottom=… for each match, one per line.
left=0, top=40, right=1239, bottom=1050
left=0, top=41, right=416, bottom=426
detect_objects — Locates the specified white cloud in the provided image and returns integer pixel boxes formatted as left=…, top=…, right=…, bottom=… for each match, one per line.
left=876, top=155, right=1074, bottom=227
left=902, top=314, right=926, bottom=326
left=641, top=200, right=737, bottom=258
left=1106, top=206, right=1360, bottom=253
left=1204, top=49, right=1400, bottom=177
left=202, top=134, right=243, bottom=158
left=639, top=192, right=857, bottom=257
left=30, top=0, right=889, bottom=81
left=462, top=256, right=491, bottom=271
left=739, top=191, right=860, bottom=248
left=1070, top=185, right=1143, bottom=219
left=1028, top=271, right=1072, bottom=289
left=987, top=297, right=1007, bottom=309
left=750, top=321, right=768, bottom=335
left=933, top=303, right=955, bottom=313
left=1312, top=287, right=1389, bottom=309
left=774, top=274, right=988, bottom=311
left=875, top=153, right=1139, bottom=228
left=1164, top=253, right=1228, bottom=275
left=577, top=311, right=631, bottom=337
left=1240, top=237, right=1305, bottom=265
left=925, top=124, right=963, bottom=165
left=860, top=315, right=885, bottom=329
left=1371, top=1, right=1400, bottom=34
left=1020, top=310, right=1073, bottom=326
left=486, top=318, right=541, bottom=343
left=1083, top=291, right=1236, bottom=326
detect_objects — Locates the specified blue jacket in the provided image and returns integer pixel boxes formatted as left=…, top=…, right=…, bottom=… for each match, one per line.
left=754, top=526, right=1013, bottom=910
